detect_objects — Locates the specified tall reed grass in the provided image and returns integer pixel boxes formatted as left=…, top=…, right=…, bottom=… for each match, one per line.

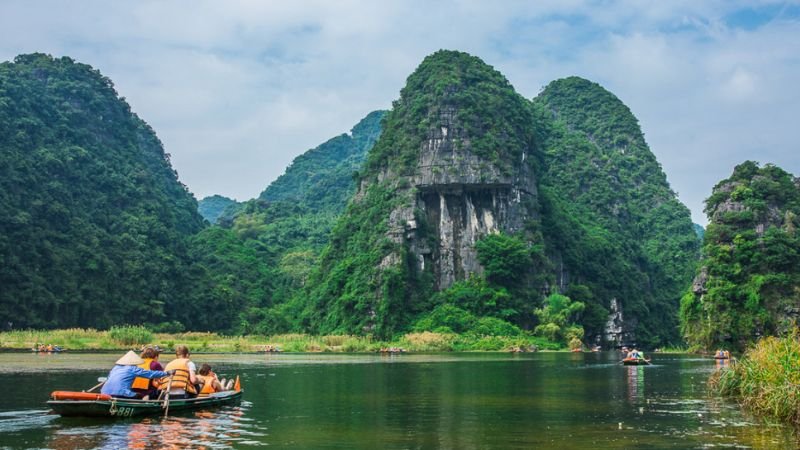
left=0, top=329, right=564, bottom=353
left=710, top=331, right=800, bottom=425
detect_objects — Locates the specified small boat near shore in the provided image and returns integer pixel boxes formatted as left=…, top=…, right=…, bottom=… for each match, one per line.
left=48, top=379, right=243, bottom=418
left=622, top=358, right=651, bottom=366
left=32, top=344, right=63, bottom=353
left=378, top=347, right=405, bottom=354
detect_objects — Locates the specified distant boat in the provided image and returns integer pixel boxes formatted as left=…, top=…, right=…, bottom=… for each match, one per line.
left=32, top=345, right=63, bottom=353
left=622, top=358, right=651, bottom=366
left=379, top=347, right=405, bottom=354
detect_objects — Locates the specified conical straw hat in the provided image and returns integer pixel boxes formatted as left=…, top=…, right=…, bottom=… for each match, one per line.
left=116, top=350, right=145, bottom=365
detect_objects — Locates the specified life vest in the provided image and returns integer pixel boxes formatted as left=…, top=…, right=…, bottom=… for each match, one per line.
left=131, top=358, right=154, bottom=390
left=198, top=371, right=217, bottom=396
left=161, top=358, right=197, bottom=394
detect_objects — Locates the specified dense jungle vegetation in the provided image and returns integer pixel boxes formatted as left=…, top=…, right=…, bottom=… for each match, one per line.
left=0, top=54, right=205, bottom=330
left=197, top=194, right=238, bottom=224
left=680, top=161, right=800, bottom=350
left=532, top=76, right=700, bottom=346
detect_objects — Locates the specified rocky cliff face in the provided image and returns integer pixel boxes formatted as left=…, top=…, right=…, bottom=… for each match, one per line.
left=384, top=105, right=538, bottom=290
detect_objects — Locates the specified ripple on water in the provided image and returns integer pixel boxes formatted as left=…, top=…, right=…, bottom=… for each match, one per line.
left=42, top=403, right=269, bottom=449
left=0, top=409, right=57, bottom=433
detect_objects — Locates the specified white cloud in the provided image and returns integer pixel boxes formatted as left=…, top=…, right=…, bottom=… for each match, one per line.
left=0, top=0, right=798, bottom=223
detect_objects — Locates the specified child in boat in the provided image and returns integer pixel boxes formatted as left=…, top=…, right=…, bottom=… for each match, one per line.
left=101, top=351, right=170, bottom=399
left=197, top=364, right=231, bottom=395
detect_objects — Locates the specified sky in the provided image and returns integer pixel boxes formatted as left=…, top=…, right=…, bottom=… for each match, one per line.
left=1, top=1, right=799, bottom=225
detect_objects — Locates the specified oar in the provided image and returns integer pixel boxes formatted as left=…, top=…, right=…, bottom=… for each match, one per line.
left=162, top=375, right=174, bottom=417
left=85, top=377, right=107, bottom=393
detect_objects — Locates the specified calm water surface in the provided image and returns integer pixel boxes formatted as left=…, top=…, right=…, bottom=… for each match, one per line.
left=0, top=352, right=795, bottom=449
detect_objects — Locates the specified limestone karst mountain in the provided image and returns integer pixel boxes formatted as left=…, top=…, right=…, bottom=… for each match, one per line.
left=681, top=161, right=800, bottom=350
left=299, top=51, right=699, bottom=345
left=532, top=76, right=699, bottom=345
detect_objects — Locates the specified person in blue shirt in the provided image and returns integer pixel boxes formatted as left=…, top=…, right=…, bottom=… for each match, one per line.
left=101, top=351, right=171, bottom=399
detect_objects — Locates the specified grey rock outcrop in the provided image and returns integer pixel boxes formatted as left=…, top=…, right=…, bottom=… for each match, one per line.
left=383, top=106, right=538, bottom=289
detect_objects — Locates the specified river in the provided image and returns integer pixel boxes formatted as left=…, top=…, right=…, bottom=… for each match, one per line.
left=0, top=352, right=795, bottom=449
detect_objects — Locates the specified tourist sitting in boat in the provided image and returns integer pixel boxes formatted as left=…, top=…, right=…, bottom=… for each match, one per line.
left=161, top=345, right=201, bottom=399
left=627, top=349, right=643, bottom=360
left=197, top=364, right=233, bottom=395
left=100, top=351, right=170, bottom=399
left=131, top=346, right=165, bottom=399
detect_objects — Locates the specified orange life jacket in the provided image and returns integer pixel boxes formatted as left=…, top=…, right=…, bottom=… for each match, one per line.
left=198, top=370, right=217, bottom=396
left=161, top=358, right=197, bottom=394
left=131, top=358, right=154, bottom=390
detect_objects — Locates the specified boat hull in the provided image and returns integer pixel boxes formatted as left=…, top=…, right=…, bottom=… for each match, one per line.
left=622, top=359, right=650, bottom=366
left=48, top=390, right=243, bottom=418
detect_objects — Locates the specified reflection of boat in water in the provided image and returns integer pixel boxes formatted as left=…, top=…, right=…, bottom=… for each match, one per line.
left=622, top=358, right=651, bottom=366
left=626, top=365, right=645, bottom=402
left=48, top=378, right=243, bottom=418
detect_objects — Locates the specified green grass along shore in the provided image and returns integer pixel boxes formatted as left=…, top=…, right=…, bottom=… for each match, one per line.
left=1, top=327, right=566, bottom=353
left=711, top=331, right=800, bottom=426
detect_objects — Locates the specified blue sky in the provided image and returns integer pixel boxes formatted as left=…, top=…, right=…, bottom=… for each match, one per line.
left=2, top=1, right=799, bottom=225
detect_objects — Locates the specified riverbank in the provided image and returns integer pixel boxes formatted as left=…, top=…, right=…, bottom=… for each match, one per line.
left=711, top=332, right=800, bottom=426
left=0, top=328, right=563, bottom=353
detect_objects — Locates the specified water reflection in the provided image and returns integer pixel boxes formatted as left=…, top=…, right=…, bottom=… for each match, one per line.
left=44, top=403, right=265, bottom=449
left=0, top=353, right=798, bottom=449
left=626, top=365, right=645, bottom=403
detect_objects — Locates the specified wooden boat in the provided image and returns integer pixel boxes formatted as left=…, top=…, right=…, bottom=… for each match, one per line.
left=48, top=379, right=243, bottom=418
left=622, top=358, right=651, bottom=366
left=32, top=345, right=63, bottom=353
left=378, top=347, right=405, bottom=354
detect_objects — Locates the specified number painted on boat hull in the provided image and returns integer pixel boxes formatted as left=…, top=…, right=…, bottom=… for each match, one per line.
left=110, top=406, right=134, bottom=417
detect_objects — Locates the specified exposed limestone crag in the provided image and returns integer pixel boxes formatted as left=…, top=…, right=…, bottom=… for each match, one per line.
left=383, top=106, right=538, bottom=289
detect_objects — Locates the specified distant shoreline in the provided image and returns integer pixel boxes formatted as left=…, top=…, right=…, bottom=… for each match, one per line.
left=0, top=328, right=566, bottom=353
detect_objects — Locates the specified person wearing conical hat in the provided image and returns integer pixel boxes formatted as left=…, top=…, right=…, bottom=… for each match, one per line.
left=101, top=350, right=171, bottom=399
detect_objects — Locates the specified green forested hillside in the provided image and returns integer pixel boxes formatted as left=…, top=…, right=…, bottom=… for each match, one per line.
left=681, top=161, right=800, bottom=350
left=693, top=223, right=705, bottom=241
left=190, top=111, right=386, bottom=334
left=0, top=54, right=205, bottom=329
left=259, top=110, right=385, bottom=213
left=532, top=77, right=700, bottom=346
left=197, top=195, right=239, bottom=224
